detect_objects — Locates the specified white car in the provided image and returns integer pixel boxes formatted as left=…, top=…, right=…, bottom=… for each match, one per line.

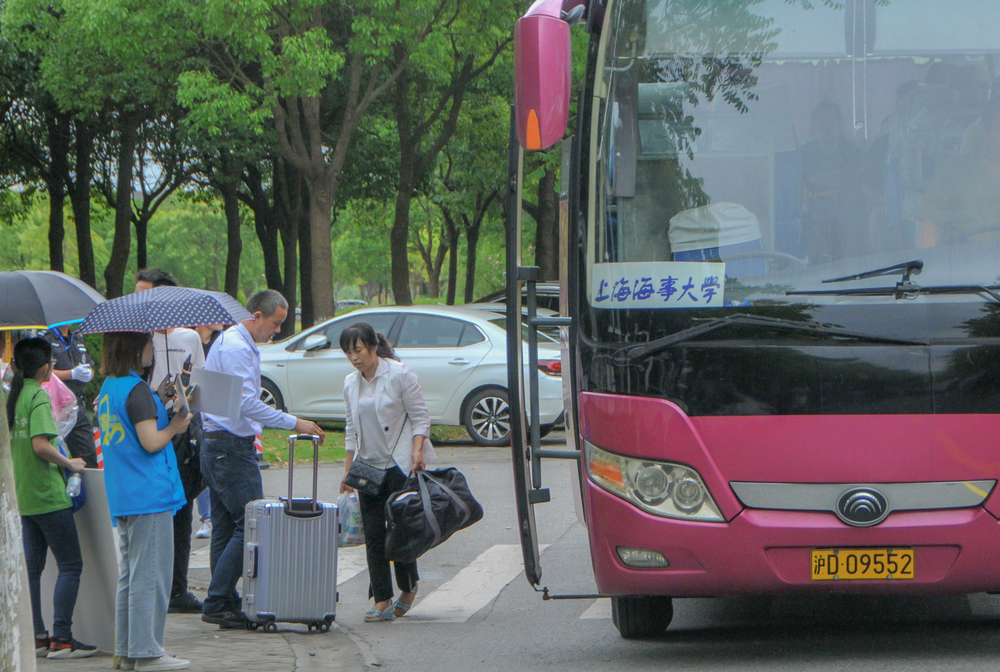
left=258, top=305, right=564, bottom=446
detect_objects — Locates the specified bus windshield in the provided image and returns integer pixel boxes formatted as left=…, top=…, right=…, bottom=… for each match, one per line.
left=592, top=0, right=1000, bottom=313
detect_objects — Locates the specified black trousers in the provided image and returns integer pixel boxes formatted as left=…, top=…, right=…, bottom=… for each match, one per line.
left=171, top=499, right=193, bottom=598
left=358, top=466, right=418, bottom=603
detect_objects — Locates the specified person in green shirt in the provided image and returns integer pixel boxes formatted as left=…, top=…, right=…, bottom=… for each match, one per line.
left=7, top=337, right=95, bottom=660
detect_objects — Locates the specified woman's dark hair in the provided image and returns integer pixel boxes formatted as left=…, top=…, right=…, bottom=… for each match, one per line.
left=6, top=337, right=52, bottom=429
left=102, top=332, right=152, bottom=378
left=339, top=322, right=397, bottom=361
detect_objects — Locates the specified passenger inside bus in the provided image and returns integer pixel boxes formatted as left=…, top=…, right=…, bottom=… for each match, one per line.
left=799, top=101, right=864, bottom=264
left=915, top=98, right=1000, bottom=248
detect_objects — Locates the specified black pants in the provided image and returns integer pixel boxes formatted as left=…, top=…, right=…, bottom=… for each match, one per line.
left=358, top=466, right=418, bottom=603
left=171, top=499, right=193, bottom=598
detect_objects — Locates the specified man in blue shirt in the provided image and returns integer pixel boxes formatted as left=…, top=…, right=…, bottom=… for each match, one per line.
left=199, top=290, right=325, bottom=628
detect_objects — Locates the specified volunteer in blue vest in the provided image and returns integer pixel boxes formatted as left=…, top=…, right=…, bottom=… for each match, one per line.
left=199, top=289, right=325, bottom=629
left=97, top=331, right=193, bottom=671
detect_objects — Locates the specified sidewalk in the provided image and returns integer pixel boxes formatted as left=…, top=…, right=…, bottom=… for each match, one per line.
left=38, top=612, right=367, bottom=672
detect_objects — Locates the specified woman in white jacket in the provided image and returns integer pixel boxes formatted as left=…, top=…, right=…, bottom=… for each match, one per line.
left=339, top=322, right=435, bottom=622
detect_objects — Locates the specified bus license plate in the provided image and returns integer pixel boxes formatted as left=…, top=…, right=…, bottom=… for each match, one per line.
left=811, top=549, right=914, bottom=581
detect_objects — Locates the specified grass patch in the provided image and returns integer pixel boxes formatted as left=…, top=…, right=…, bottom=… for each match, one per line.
left=261, top=423, right=471, bottom=464
left=261, top=424, right=346, bottom=465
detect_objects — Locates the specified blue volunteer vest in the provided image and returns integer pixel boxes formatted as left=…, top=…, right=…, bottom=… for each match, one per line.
left=97, top=372, right=185, bottom=518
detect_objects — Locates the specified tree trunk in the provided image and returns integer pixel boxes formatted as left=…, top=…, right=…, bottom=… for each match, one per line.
left=391, top=185, right=415, bottom=305
left=70, top=124, right=96, bottom=288
left=222, top=181, right=242, bottom=299
left=307, top=184, right=334, bottom=321
left=0, top=397, right=38, bottom=672
left=277, top=163, right=301, bottom=340
left=298, top=204, right=314, bottom=330
left=534, top=165, right=559, bottom=281
left=464, top=221, right=482, bottom=304
left=244, top=165, right=282, bottom=292
left=104, top=121, right=138, bottom=299
left=46, top=116, right=70, bottom=272
left=444, top=211, right=460, bottom=305
left=134, top=217, right=148, bottom=271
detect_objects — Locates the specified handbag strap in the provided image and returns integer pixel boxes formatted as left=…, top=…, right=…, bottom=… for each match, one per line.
left=417, top=472, right=443, bottom=548
left=422, top=471, right=472, bottom=528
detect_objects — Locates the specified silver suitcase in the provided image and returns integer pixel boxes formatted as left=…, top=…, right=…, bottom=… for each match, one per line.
left=243, top=434, right=337, bottom=632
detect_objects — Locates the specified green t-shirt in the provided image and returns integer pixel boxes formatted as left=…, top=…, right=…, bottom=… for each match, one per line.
left=11, top=379, right=72, bottom=516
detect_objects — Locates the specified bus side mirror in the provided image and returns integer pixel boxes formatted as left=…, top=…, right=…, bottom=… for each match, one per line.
left=515, top=0, right=573, bottom=151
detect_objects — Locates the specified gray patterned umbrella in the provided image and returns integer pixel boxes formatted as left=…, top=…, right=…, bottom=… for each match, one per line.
left=76, top=286, right=251, bottom=334
left=0, top=270, right=106, bottom=329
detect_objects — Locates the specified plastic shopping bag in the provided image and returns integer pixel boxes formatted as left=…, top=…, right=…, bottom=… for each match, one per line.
left=337, top=491, right=365, bottom=547
left=42, top=375, right=79, bottom=439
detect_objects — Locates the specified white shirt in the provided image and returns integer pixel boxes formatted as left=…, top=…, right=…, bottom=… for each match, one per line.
left=202, top=324, right=297, bottom=437
left=150, top=328, right=206, bottom=389
left=357, top=373, right=394, bottom=467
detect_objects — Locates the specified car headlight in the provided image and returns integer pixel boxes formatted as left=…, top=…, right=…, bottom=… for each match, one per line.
left=585, top=441, right=724, bottom=522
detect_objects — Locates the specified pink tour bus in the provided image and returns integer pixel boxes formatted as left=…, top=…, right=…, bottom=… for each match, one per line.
left=506, top=0, right=1000, bottom=639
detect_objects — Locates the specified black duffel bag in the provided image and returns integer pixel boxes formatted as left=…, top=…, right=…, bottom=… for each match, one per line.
left=385, top=468, right=483, bottom=563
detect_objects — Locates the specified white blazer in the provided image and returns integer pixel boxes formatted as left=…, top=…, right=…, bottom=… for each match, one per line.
left=344, top=357, right=435, bottom=475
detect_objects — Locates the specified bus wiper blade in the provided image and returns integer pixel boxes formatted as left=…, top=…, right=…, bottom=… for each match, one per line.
left=788, top=283, right=1000, bottom=303
left=620, top=313, right=924, bottom=362
left=821, top=259, right=924, bottom=284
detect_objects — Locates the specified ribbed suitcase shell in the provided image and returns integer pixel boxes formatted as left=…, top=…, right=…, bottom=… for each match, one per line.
left=242, top=435, right=337, bottom=628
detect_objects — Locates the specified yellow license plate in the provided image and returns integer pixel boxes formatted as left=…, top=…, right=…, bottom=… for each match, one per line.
left=811, top=548, right=914, bottom=581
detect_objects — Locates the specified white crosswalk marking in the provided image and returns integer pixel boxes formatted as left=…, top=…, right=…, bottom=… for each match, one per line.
left=579, top=599, right=611, bottom=619
left=401, top=544, right=549, bottom=623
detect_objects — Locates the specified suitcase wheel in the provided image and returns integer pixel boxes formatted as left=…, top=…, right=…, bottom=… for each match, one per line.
left=263, top=621, right=278, bottom=633
left=246, top=621, right=260, bottom=631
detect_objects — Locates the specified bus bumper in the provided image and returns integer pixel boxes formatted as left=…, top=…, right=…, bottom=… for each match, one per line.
left=585, top=482, right=1000, bottom=596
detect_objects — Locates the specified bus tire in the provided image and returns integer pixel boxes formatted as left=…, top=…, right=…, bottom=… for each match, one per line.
left=611, top=596, right=673, bottom=639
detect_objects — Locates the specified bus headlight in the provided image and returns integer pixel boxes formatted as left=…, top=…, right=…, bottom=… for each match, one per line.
left=585, top=441, right=724, bottom=522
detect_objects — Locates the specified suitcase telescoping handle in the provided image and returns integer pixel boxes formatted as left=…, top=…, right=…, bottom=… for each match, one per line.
left=287, top=434, right=321, bottom=513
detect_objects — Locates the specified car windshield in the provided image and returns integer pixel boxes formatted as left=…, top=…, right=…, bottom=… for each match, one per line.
left=488, top=317, right=559, bottom=344
left=592, top=0, right=1000, bottom=310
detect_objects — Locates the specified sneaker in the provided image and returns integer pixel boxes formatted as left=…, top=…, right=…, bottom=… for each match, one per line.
left=168, top=591, right=203, bottom=614
left=35, top=637, right=50, bottom=658
left=201, top=610, right=246, bottom=629
left=134, top=655, right=191, bottom=671
left=195, top=521, right=212, bottom=539
left=47, top=637, right=97, bottom=659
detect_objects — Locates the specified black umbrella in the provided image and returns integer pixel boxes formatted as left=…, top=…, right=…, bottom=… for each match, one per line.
left=76, top=286, right=251, bottom=335
left=0, top=270, right=106, bottom=330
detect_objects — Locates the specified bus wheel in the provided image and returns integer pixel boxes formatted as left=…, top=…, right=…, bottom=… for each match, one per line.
left=611, top=596, right=673, bottom=639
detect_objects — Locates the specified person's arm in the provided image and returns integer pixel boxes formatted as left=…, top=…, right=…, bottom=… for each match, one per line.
left=30, top=436, right=86, bottom=473
left=340, top=377, right=357, bottom=493
left=229, top=346, right=326, bottom=441
left=399, top=367, right=430, bottom=471
left=134, top=412, right=192, bottom=453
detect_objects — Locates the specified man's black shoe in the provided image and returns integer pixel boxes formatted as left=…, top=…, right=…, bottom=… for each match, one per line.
left=168, top=591, right=203, bottom=614
left=201, top=611, right=246, bottom=629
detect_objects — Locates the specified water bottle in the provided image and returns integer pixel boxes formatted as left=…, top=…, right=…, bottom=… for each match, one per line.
left=66, top=473, right=81, bottom=498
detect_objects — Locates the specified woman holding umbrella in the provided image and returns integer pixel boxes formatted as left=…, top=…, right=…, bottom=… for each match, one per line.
left=97, top=332, right=192, bottom=671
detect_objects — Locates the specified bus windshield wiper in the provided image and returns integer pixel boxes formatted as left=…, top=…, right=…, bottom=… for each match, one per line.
left=821, top=259, right=924, bottom=285
left=620, top=313, right=924, bottom=362
left=788, top=283, right=1000, bottom=303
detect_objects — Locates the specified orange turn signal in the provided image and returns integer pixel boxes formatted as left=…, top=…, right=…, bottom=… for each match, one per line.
left=525, top=109, right=541, bottom=150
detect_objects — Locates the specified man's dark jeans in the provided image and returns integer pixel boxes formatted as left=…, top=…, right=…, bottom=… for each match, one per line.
left=22, top=507, right=83, bottom=641
left=171, top=499, right=193, bottom=597
left=200, top=435, right=261, bottom=614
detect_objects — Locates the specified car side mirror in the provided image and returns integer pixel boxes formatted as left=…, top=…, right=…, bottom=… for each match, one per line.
left=303, top=334, right=329, bottom=352
left=514, top=0, right=574, bottom=151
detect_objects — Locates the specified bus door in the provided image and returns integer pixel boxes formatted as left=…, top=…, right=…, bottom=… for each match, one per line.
left=505, top=105, right=580, bottom=589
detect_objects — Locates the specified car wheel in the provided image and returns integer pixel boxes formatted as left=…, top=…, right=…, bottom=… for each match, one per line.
left=260, top=378, right=285, bottom=411
left=464, top=388, right=511, bottom=447
left=611, top=596, right=673, bottom=639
